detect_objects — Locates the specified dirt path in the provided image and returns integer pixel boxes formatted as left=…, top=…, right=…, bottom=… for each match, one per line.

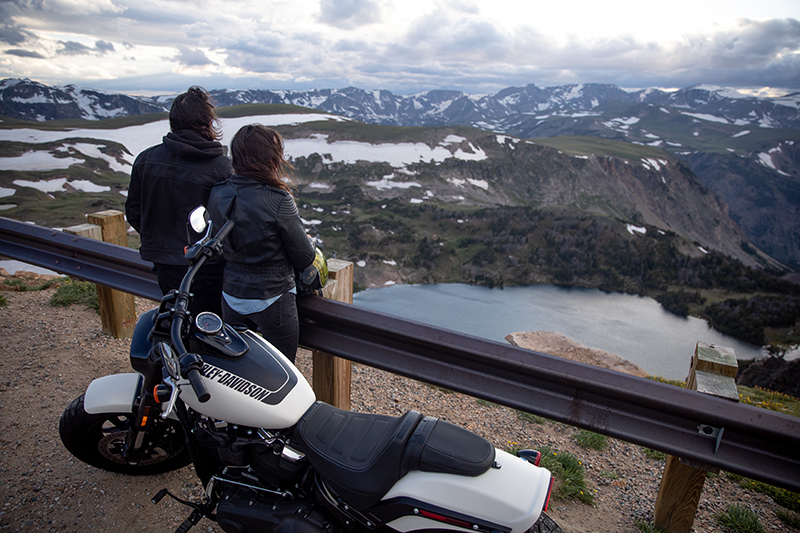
left=0, top=285, right=791, bottom=533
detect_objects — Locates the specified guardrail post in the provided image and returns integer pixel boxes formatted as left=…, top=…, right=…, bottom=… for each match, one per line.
left=67, top=210, right=136, bottom=338
left=654, top=342, right=739, bottom=533
left=311, top=259, right=354, bottom=410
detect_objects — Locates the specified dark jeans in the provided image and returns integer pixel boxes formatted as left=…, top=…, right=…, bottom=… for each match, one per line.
left=154, top=262, right=224, bottom=317
left=222, top=292, right=300, bottom=362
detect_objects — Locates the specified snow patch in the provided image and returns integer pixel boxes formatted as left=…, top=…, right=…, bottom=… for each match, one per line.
left=680, top=112, right=729, bottom=124
left=626, top=224, right=646, bottom=235
left=641, top=158, right=668, bottom=171
left=366, top=175, right=421, bottom=190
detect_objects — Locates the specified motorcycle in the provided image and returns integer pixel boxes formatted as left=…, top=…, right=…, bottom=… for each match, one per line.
left=59, top=207, right=556, bottom=533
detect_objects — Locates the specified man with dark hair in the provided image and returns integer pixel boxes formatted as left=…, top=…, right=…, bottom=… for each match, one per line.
left=126, top=86, right=231, bottom=316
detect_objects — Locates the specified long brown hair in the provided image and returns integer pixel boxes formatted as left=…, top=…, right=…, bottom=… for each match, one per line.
left=169, top=86, right=222, bottom=141
left=230, top=124, right=294, bottom=193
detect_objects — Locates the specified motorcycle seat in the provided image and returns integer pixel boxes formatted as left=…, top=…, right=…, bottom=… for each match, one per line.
left=295, top=402, right=495, bottom=510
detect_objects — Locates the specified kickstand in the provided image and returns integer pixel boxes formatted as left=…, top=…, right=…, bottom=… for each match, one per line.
left=151, top=488, right=214, bottom=533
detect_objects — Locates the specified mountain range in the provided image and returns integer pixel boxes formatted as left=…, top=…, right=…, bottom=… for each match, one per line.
left=0, top=77, right=798, bottom=272
left=2, top=78, right=799, bottom=130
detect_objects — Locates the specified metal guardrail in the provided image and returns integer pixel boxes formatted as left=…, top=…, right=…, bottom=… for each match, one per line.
left=0, top=216, right=160, bottom=300
left=2, top=215, right=799, bottom=493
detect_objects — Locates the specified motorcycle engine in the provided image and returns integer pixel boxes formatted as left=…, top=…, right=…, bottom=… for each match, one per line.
left=216, top=484, right=336, bottom=533
left=193, top=418, right=306, bottom=488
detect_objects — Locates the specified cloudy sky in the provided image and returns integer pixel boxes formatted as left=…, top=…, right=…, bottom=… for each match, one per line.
left=1, top=0, right=798, bottom=97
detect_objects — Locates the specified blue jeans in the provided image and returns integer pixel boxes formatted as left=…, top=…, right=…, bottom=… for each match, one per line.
left=221, top=292, right=300, bottom=362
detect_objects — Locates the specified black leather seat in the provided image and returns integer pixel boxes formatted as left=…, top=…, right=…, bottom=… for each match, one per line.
left=294, top=402, right=495, bottom=510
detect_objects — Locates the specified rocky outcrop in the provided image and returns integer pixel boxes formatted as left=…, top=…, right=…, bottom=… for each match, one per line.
left=505, top=331, right=648, bottom=377
left=737, top=356, right=800, bottom=399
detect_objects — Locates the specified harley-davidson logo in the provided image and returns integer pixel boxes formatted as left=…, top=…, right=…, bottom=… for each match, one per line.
left=202, top=363, right=276, bottom=403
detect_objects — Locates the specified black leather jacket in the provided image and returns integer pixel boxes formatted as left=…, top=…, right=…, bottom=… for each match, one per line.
left=207, top=175, right=315, bottom=300
left=125, top=129, right=232, bottom=265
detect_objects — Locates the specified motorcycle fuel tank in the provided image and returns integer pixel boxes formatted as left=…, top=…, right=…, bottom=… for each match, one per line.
left=180, top=330, right=316, bottom=429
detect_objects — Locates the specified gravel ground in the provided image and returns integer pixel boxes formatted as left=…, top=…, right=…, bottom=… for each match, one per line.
left=0, top=283, right=793, bottom=533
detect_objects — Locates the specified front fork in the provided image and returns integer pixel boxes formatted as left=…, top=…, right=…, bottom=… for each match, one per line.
left=124, top=369, right=219, bottom=486
left=123, top=372, right=165, bottom=464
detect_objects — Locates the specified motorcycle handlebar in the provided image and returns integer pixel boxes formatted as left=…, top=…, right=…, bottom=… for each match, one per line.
left=215, top=219, right=235, bottom=242
left=187, top=368, right=210, bottom=403
left=167, top=219, right=235, bottom=404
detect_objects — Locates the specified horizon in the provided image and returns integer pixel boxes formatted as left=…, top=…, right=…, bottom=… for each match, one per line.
left=3, top=76, right=796, bottom=100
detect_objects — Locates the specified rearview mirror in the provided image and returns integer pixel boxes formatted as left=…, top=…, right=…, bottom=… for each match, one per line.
left=189, top=206, right=209, bottom=234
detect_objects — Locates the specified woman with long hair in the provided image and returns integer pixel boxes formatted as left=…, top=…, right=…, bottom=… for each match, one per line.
left=207, top=124, right=315, bottom=362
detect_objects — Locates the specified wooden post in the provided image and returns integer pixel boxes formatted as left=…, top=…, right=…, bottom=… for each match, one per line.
left=312, top=259, right=354, bottom=410
left=654, top=342, right=739, bottom=533
left=80, top=210, right=137, bottom=339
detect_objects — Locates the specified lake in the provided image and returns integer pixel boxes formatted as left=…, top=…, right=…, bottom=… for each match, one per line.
left=352, top=283, right=787, bottom=380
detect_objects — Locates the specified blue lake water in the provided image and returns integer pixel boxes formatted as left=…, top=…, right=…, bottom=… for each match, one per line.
left=352, top=283, right=787, bottom=380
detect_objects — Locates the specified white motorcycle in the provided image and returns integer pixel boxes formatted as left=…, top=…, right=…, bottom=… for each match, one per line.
left=59, top=208, right=556, bottom=533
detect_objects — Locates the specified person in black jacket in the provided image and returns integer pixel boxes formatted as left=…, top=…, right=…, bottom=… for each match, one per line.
left=207, top=124, right=315, bottom=362
left=125, top=86, right=232, bottom=316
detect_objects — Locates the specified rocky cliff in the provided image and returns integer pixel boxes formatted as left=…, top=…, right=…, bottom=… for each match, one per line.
left=505, top=331, right=648, bottom=377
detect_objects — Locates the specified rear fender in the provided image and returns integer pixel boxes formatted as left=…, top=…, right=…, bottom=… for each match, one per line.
left=83, top=373, right=142, bottom=414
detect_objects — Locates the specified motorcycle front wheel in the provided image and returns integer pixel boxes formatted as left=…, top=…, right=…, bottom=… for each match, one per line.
left=59, top=394, right=191, bottom=475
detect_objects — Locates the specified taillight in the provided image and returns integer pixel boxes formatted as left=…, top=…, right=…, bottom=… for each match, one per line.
left=517, top=449, right=542, bottom=466
left=543, top=475, right=554, bottom=512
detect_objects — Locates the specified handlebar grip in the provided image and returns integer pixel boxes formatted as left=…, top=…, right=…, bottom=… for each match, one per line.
left=187, top=368, right=210, bottom=403
left=216, top=219, right=235, bottom=241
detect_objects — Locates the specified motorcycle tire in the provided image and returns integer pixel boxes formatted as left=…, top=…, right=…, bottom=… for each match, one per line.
left=59, top=394, right=191, bottom=475
left=529, top=512, right=563, bottom=533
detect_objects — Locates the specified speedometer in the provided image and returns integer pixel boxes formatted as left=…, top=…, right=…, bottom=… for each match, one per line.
left=195, top=312, right=223, bottom=335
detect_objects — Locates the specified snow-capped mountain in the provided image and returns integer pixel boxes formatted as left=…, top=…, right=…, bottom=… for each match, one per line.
left=0, top=78, right=165, bottom=121
left=1, top=78, right=798, bottom=131
left=201, top=83, right=800, bottom=131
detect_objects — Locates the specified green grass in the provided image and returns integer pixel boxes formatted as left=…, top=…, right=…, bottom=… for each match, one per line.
left=532, top=135, right=670, bottom=161
left=729, top=475, right=800, bottom=512
left=503, top=443, right=594, bottom=505
left=715, top=504, right=765, bottom=533
left=0, top=112, right=167, bottom=131
left=738, top=386, right=800, bottom=418
left=49, top=279, right=99, bottom=311
left=0, top=294, right=6, bottom=307
left=640, top=447, right=667, bottom=461
left=646, top=375, right=686, bottom=388
left=516, top=409, right=547, bottom=424
left=3, top=277, right=62, bottom=291
left=534, top=445, right=595, bottom=505
left=574, top=430, right=608, bottom=451
left=599, top=470, right=618, bottom=480
left=776, top=509, right=800, bottom=529
left=633, top=520, right=667, bottom=533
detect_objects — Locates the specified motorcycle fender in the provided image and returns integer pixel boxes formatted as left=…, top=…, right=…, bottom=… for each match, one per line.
left=381, top=448, right=551, bottom=533
left=84, top=373, right=142, bottom=414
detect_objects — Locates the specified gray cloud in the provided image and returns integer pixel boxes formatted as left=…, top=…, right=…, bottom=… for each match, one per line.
left=219, top=33, right=288, bottom=73
left=95, top=40, right=115, bottom=54
left=58, top=41, right=93, bottom=56
left=0, top=24, right=31, bottom=46
left=4, top=48, right=46, bottom=59
left=0, top=2, right=35, bottom=46
left=172, top=45, right=215, bottom=67
left=318, top=0, right=381, bottom=30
